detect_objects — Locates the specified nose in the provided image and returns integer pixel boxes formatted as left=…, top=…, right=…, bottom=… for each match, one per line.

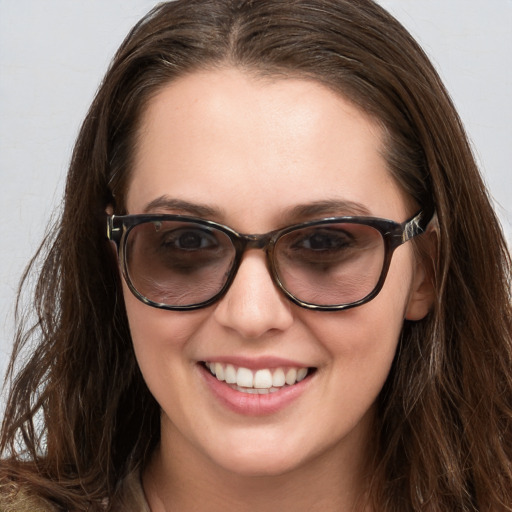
left=213, top=251, right=294, bottom=339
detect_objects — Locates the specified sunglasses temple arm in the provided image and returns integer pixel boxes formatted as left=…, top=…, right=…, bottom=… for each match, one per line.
left=106, top=215, right=123, bottom=245
left=401, top=207, right=436, bottom=243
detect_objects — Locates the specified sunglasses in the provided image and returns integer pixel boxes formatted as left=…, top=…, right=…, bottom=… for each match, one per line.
left=107, top=208, right=433, bottom=311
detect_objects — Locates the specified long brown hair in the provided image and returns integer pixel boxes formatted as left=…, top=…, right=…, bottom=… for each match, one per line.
left=2, top=1, right=511, bottom=510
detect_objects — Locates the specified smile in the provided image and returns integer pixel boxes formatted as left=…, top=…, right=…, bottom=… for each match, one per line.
left=203, top=362, right=313, bottom=394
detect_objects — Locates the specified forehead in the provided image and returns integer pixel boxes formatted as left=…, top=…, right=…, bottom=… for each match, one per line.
left=128, top=68, right=409, bottom=227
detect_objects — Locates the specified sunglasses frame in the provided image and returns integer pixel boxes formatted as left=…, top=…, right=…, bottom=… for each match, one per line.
left=107, top=207, right=434, bottom=311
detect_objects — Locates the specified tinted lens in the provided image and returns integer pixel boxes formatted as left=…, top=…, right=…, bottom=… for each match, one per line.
left=124, top=220, right=235, bottom=307
left=274, top=222, right=385, bottom=306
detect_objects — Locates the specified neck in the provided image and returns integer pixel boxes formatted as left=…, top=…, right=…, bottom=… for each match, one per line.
left=143, top=416, right=374, bottom=512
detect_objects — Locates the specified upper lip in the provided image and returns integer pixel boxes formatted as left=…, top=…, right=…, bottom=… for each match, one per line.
left=198, top=355, right=313, bottom=370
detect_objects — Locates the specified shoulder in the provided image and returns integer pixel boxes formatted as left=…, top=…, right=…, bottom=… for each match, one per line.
left=0, top=463, right=60, bottom=512
left=0, top=487, right=59, bottom=512
left=0, top=466, right=148, bottom=512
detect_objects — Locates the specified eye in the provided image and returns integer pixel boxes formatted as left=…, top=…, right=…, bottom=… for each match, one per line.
left=291, top=228, right=353, bottom=252
left=161, top=227, right=219, bottom=251
left=276, top=223, right=382, bottom=269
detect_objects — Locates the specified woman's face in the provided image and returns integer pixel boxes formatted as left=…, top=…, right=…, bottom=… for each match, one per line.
left=122, top=68, right=432, bottom=478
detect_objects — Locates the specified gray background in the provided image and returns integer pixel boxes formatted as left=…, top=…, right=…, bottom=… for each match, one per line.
left=1, top=1, right=511, bottom=408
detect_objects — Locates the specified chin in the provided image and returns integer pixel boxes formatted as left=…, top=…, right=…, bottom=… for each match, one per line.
left=215, top=454, right=304, bottom=478
left=202, top=434, right=319, bottom=479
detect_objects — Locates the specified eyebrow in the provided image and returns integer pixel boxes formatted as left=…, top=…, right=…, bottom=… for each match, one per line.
left=281, top=199, right=372, bottom=223
left=143, top=196, right=223, bottom=218
left=142, top=196, right=372, bottom=224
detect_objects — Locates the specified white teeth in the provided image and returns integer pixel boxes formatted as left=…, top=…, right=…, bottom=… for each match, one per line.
left=233, top=385, right=281, bottom=394
left=272, top=368, right=286, bottom=387
left=225, top=364, right=237, bottom=384
left=254, top=369, right=273, bottom=389
left=236, top=367, right=254, bottom=388
left=285, top=368, right=297, bottom=385
left=214, top=362, right=224, bottom=381
left=297, top=368, right=308, bottom=382
left=205, top=362, right=312, bottom=390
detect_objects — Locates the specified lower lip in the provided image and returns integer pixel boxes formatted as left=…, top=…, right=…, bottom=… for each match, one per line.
left=199, top=364, right=312, bottom=416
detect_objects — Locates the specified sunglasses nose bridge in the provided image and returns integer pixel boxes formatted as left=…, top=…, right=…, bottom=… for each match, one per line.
left=234, top=233, right=278, bottom=280
left=227, top=232, right=282, bottom=296
left=240, top=232, right=274, bottom=251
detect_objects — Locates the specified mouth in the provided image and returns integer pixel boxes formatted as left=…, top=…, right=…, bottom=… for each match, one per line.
left=201, top=361, right=316, bottom=395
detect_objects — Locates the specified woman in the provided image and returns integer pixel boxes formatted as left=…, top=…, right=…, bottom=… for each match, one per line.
left=1, top=0, right=511, bottom=510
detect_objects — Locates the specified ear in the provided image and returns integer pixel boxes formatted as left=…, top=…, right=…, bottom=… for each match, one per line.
left=404, top=229, right=437, bottom=321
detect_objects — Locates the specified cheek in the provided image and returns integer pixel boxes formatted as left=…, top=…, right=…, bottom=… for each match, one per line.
left=122, top=282, right=208, bottom=369
left=305, top=251, right=414, bottom=370
left=305, top=306, right=402, bottom=372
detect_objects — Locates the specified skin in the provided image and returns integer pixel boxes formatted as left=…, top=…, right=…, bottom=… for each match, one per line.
left=121, top=68, right=434, bottom=511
